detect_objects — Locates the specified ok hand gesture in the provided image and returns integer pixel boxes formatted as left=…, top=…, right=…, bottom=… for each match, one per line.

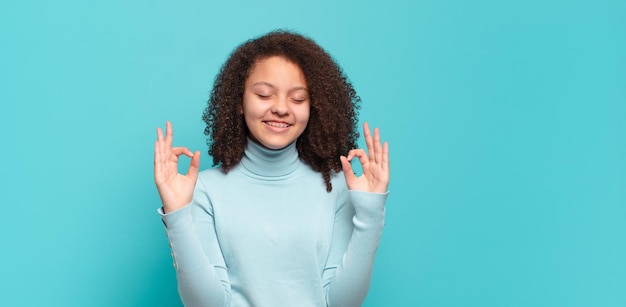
left=154, top=121, right=201, bottom=213
left=340, top=122, right=390, bottom=193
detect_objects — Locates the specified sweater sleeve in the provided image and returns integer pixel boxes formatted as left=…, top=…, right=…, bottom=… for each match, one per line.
left=322, top=188, right=387, bottom=307
left=158, top=178, right=231, bottom=307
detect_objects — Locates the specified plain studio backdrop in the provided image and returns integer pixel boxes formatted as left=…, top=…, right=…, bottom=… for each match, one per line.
left=1, top=0, right=624, bottom=306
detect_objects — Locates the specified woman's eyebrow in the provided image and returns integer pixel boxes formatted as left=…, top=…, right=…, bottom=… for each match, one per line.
left=252, top=82, right=308, bottom=92
left=289, top=86, right=308, bottom=91
left=252, top=81, right=275, bottom=88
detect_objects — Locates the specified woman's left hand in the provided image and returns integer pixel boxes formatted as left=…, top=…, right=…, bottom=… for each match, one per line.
left=340, top=122, right=390, bottom=193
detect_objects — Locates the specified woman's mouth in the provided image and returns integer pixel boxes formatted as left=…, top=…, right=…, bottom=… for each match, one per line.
left=263, top=121, right=291, bottom=128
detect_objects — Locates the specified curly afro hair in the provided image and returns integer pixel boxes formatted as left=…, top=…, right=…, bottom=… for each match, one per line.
left=202, top=30, right=360, bottom=192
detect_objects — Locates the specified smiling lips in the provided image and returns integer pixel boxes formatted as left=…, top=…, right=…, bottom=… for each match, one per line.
left=263, top=121, right=292, bottom=128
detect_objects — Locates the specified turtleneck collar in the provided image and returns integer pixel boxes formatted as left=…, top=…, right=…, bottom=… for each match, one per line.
left=239, top=138, right=300, bottom=178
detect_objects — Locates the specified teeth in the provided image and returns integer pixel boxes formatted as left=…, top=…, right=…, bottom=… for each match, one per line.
left=265, top=121, right=290, bottom=128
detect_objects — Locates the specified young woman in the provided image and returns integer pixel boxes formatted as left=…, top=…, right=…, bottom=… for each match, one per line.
left=154, top=30, right=390, bottom=307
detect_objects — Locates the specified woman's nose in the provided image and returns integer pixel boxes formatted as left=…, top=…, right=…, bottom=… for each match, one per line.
left=271, top=96, right=289, bottom=115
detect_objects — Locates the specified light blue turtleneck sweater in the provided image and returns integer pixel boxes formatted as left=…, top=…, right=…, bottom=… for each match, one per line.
left=159, top=140, right=387, bottom=307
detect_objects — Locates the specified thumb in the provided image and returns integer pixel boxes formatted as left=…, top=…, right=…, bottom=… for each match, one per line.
left=340, top=156, right=357, bottom=183
left=187, top=150, right=201, bottom=180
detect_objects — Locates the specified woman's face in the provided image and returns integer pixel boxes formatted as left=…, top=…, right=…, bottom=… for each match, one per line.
left=242, top=56, right=310, bottom=150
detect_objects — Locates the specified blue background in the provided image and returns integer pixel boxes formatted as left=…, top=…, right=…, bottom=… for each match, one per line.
left=1, top=0, right=625, bottom=306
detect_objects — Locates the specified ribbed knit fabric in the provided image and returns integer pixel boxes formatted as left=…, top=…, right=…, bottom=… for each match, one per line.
left=159, top=139, right=387, bottom=307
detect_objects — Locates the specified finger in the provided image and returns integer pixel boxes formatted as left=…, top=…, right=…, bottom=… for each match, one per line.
left=348, top=148, right=370, bottom=173
left=156, top=127, right=167, bottom=165
left=187, top=150, right=201, bottom=180
left=165, top=121, right=173, bottom=149
left=154, top=141, right=159, bottom=164
left=340, top=155, right=357, bottom=183
left=171, top=147, right=194, bottom=158
left=157, top=125, right=169, bottom=160
left=374, top=127, right=383, bottom=164
left=156, top=127, right=164, bottom=142
left=382, top=141, right=389, bottom=170
left=154, top=141, right=162, bottom=177
left=154, top=141, right=168, bottom=185
left=346, top=148, right=366, bottom=161
left=363, top=122, right=374, bottom=161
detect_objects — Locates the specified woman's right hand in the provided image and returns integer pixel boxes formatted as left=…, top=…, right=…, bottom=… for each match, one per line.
left=154, top=121, right=201, bottom=213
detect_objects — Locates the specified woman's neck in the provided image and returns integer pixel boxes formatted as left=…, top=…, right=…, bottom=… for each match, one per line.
left=239, top=138, right=300, bottom=178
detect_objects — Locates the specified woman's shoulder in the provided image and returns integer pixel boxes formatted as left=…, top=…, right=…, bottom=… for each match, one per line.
left=328, top=170, right=350, bottom=196
left=197, top=166, right=230, bottom=183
